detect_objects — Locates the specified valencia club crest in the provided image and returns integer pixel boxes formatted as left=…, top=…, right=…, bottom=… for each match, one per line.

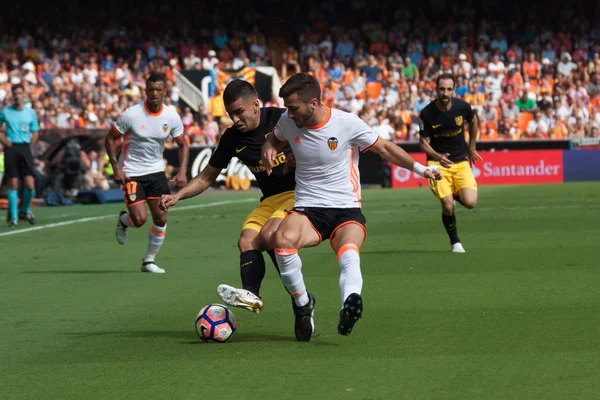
left=327, top=137, right=338, bottom=151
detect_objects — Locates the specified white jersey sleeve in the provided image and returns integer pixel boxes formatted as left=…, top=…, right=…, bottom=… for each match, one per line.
left=348, top=114, right=381, bottom=152
left=113, top=108, right=133, bottom=134
left=273, top=112, right=290, bottom=141
left=170, top=113, right=184, bottom=137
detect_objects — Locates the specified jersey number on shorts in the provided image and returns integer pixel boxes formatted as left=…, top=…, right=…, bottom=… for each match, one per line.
left=123, top=181, right=138, bottom=202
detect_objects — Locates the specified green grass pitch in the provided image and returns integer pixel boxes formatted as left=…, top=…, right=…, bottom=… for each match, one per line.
left=1, top=182, right=599, bottom=399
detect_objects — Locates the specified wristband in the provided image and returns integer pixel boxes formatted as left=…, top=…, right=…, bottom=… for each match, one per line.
left=412, top=162, right=428, bottom=177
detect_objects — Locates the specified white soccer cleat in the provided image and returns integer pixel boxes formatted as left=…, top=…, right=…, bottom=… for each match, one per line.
left=217, top=284, right=264, bottom=313
left=452, top=243, right=466, bottom=253
left=115, top=211, right=128, bottom=245
left=141, top=261, right=166, bottom=273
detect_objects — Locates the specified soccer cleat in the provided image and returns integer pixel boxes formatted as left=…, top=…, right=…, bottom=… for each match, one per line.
left=8, top=219, right=18, bottom=228
left=141, top=261, right=165, bottom=273
left=19, top=211, right=37, bottom=225
left=115, top=211, right=128, bottom=245
left=216, top=284, right=264, bottom=313
left=338, top=293, right=363, bottom=336
left=292, top=293, right=316, bottom=342
left=452, top=243, right=466, bottom=253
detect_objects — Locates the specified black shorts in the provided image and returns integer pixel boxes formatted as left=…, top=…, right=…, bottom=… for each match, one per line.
left=4, top=144, right=35, bottom=179
left=122, top=171, right=170, bottom=207
left=290, top=207, right=367, bottom=245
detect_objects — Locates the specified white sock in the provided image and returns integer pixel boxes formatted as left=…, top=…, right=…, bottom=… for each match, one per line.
left=275, top=248, right=309, bottom=307
left=337, top=243, right=363, bottom=308
left=144, top=224, right=166, bottom=262
left=120, top=212, right=135, bottom=227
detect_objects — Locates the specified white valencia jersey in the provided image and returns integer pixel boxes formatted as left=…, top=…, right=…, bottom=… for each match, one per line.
left=113, top=102, right=184, bottom=177
left=273, top=107, right=380, bottom=208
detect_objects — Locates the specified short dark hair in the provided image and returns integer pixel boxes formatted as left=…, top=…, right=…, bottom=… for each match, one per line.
left=223, top=79, right=258, bottom=105
left=11, top=83, right=24, bottom=93
left=279, top=73, right=321, bottom=103
left=146, top=72, right=166, bottom=86
left=436, top=73, right=456, bottom=88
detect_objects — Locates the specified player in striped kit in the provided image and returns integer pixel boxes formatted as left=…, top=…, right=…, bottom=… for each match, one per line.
left=262, top=73, right=442, bottom=341
left=105, top=73, right=189, bottom=273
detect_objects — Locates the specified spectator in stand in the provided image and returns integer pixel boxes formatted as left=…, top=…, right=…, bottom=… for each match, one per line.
left=516, top=90, right=537, bottom=112
left=525, top=112, right=549, bottom=139
left=0, top=0, right=599, bottom=147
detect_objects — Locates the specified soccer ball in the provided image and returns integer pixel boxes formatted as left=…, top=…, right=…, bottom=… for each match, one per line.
left=195, top=304, right=237, bottom=343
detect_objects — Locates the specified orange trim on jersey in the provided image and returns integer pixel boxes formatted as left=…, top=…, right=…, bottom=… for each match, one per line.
left=111, top=125, right=124, bottom=135
left=349, top=149, right=362, bottom=204
left=126, top=199, right=146, bottom=208
left=361, top=136, right=380, bottom=153
left=274, top=248, right=298, bottom=256
left=144, top=102, right=164, bottom=117
left=287, top=210, right=323, bottom=244
left=330, top=221, right=367, bottom=249
left=150, top=226, right=166, bottom=237
left=336, top=242, right=360, bottom=261
left=306, top=106, right=331, bottom=130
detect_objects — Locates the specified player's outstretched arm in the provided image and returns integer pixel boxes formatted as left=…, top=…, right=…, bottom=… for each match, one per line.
left=262, top=131, right=287, bottom=176
left=370, top=139, right=442, bottom=180
left=172, top=135, right=190, bottom=188
left=161, top=165, right=221, bottom=210
left=419, top=136, right=453, bottom=168
left=467, top=115, right=483, bottom=165
left=105, top=128, right=127, bottom=185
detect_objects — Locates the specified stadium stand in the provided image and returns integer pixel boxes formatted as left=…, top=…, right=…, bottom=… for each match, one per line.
left=1, top=0, right=599, bottom=194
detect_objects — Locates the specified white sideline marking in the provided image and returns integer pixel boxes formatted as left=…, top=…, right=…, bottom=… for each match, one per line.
left=0, top=198, right=257, bottom=237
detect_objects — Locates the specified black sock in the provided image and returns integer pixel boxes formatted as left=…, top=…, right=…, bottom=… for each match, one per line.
left=266, top=249, right=280, bottom=274
left=442, top=213, right=461, bottom=245
left=240, top=250, right=265, bottom=297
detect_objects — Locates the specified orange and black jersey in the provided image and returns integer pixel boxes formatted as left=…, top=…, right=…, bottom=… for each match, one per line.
left=209, top=107, right=295, bottom=201
left=419, top=98, right=475, bottom=163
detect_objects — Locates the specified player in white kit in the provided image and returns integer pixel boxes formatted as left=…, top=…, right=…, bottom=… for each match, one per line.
left=262, top=73, right=442, bottom=341
left=105, top=73, right=189, bottom=273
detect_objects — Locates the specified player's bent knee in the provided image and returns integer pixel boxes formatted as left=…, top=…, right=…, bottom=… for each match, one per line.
left=258, top=227, right=277, bottom=249
left=463, top=199, right=477, bottom=209
left=274, top=228, right=300, bottom=249
left=130, top=214, right=147, bottom=227
left=237, top=236, right=255, bottom=252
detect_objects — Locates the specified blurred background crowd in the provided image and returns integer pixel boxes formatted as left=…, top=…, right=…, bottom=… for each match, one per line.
left=1, top=0, right=599, bottom=194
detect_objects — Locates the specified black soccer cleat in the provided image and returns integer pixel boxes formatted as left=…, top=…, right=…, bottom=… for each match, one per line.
left=8, top=219, right=18, bottom=228
left=292, top=292, right=315, bottom=342
left=338, top=293, right=363, bottom=336
left=19, top=211, right=37, bottom=225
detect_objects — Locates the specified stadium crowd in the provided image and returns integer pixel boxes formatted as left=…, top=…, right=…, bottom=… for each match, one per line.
left=1, top=0, right=600, bottom=193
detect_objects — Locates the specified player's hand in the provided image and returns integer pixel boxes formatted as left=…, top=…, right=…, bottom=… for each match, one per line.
left=171, top=171, right=188, bottom=188
left=261, top=143, right=278, bottom=176
left=438, top=153, right=453, bottom=168
left=160, top=194, right=178, bottom=211
left=113, top=168, right=129, bottom=185
left=424, top=166, right=442, bottom=180
left=468, top=148, right=483, bottom=165
left=283, top=154, right=295, bottom=174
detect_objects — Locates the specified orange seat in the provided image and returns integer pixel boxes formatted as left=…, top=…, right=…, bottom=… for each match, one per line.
left=518, top=112, right=534, bottom=134
left=366, top=82, right=383, bottom=100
